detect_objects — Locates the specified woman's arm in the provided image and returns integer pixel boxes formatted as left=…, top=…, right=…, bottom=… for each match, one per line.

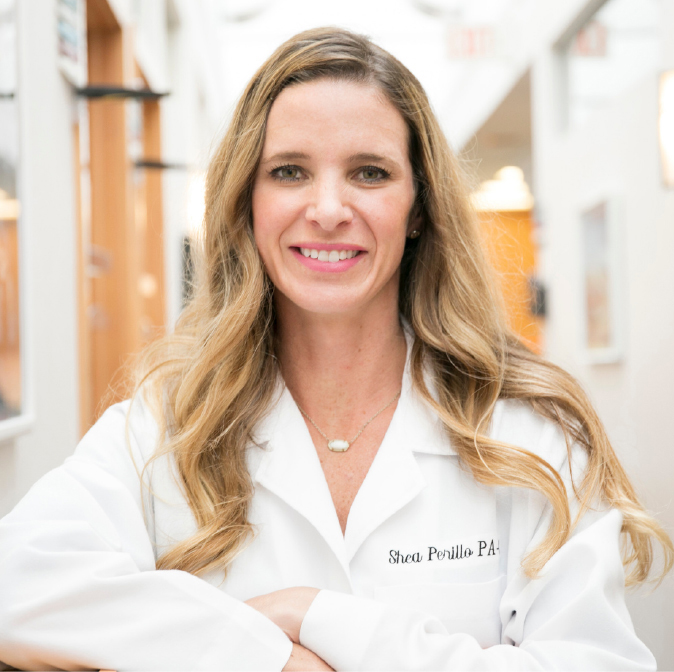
left=0, top=400, right=292, bottom=672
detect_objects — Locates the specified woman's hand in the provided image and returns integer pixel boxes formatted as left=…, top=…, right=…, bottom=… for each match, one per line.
left=283, top=643, right=333, bottom=671
left=246, top=586, right=320, bottom=643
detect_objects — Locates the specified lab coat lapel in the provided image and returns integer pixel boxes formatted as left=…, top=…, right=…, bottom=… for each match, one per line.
left=251, top=386, right=350, bottom=572
left=343, top=362, right=456, bottom=562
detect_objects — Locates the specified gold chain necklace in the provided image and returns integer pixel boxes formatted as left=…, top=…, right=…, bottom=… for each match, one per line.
left=295, top=390, right=401, bottom=452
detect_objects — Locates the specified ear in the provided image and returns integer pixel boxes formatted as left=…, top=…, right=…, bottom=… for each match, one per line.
left=406, top=202, right=422, bottom=237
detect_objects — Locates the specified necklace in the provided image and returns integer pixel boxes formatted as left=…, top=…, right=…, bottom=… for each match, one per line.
left=295, top=390, right=402, bottom=452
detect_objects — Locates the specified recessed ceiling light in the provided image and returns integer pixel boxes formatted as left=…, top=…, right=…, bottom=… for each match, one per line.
left=216, top=0, right=273, bottom=23
left=409, top=0, right=464, bottom=19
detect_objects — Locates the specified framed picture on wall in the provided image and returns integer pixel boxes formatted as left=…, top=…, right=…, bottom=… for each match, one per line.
left=580, top=197, right=623, bottom=364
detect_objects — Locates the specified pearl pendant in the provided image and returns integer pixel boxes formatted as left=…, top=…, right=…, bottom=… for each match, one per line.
left=327, top=439, right=350, bottom=452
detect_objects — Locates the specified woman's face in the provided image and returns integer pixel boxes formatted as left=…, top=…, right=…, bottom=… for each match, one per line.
left=252, top=78, right=418, bottom=318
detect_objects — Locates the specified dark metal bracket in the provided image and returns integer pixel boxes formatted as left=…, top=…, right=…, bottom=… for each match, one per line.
left=134, top=159, right=188, bottom=171
left=76, top=85, right=169, bottom=100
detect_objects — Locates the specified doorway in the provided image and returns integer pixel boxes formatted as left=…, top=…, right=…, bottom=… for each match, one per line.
left=75, top=0, right=166, bottom=434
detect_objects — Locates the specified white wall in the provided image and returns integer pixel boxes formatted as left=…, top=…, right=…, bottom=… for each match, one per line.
left=134, top=0, right=170, bottom=92
left=151, top=0, right=225, bottom=325
left=0, top=0, right=80, bottom=514
left=532, top=33, right=674, bottom=672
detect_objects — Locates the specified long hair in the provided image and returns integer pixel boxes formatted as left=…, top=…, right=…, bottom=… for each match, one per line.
left=134, top=27, right=673, bottom=584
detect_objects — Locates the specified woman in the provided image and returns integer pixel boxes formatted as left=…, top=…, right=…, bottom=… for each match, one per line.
left=0, top=28, right=671, bottom=671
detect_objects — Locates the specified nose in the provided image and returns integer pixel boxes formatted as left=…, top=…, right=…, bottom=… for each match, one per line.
left=305, top=177, right=353, bottom=231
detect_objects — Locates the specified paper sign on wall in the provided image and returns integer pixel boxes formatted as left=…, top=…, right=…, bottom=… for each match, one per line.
left=57, top=0, right=87, bottom=88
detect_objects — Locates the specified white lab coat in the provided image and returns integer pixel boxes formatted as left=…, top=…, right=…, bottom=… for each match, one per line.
left=0, top=358, right=655, bottom=671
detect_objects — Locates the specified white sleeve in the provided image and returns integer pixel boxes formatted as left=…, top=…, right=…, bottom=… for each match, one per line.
left=0, top=400, right=292, bottom=672
left=299, top=421, right=656, bottom=672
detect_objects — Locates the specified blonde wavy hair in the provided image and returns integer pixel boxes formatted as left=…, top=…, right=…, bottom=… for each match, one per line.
left=134, top=27, right=672, bottom=585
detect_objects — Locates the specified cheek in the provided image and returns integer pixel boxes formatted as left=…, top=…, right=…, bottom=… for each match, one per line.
left=252, top=185, right=298, bottom=247
left=252, top=187, right=282, bottom=265
left=368, top=193, right=414, bottom=248
left=251, top=185, right=269, bottom=234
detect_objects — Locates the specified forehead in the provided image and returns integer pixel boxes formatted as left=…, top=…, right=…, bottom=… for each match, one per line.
left=262, top=79, right=409, bottom=160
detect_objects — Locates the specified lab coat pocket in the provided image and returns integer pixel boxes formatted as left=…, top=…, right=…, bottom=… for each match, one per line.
left=374, top=574, right=505, bottom=648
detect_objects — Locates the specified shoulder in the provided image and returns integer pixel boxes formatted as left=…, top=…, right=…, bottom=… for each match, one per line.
left=489, top=398, right=559, bottom=456
left=3, top=393, right=164, bottom=536
left=70, top=391, right=162, bottom=480
left=489, top=398, right=587, bottom=479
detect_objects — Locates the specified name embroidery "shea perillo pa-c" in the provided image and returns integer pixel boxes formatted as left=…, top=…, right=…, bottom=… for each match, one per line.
left=389, top=539, right=500, bottom=565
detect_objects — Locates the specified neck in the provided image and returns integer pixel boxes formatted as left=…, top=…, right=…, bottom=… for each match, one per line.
left=276, top=296, right=407, bottom=420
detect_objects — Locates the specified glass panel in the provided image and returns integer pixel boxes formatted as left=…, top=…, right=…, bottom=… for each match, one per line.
left=582, top=201, right=612, bottom=351
left=0, top=0, right=21, bottom=421
left=565, top=0, right=660, bottom=130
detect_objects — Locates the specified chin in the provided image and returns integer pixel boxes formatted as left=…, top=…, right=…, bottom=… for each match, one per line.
left=278, top=286, right=373, bottom=317
left=294, top=297, right=366, bottom=317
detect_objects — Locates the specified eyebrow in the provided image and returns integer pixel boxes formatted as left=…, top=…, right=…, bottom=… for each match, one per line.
left=347, top=152, right=390, bottom=164
left=260, top=150, right=402, bottom=170
left=261, top=152, right=310, bottom=164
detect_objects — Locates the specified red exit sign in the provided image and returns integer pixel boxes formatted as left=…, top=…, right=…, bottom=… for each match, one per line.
left=447, top=25, right=496, bottom=60
left=571, top=21, right=607, bottom=57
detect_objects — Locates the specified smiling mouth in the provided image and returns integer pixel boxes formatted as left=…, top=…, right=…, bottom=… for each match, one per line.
left=294, top=247, right=363, bottom=262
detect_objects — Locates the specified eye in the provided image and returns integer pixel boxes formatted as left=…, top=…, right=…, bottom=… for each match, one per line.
left=270, top=165, right=304, bottom=182
left=356, top=166, right=390, bottom=183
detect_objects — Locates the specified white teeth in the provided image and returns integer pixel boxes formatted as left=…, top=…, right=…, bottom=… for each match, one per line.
left=298, top=248, right=360, bottom=262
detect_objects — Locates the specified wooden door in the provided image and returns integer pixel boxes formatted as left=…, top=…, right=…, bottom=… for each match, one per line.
left=130, top=69, right=166, bottom=346
left=74, top=0, right=166, bottom=433
left=83, top=0, right=137, bottom=429
left=77, top=0, right=166, bottom=434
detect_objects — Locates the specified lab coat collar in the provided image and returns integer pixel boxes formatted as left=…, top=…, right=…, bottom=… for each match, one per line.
left=250, top=330, right=457, bottom=572
left=395, top=355, right=457, bottom=457
left=251, top=384, right=351, bottom=573
left=395, top=324, right=457, bottom=457
left=342, top=343, right=457, bottom=560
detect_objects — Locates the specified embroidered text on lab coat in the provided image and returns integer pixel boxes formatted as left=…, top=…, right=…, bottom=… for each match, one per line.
left=388, top=538, right=500, bottom=564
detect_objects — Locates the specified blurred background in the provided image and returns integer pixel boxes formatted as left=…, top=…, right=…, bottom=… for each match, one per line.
left=0, top=0, right=673, bottom=665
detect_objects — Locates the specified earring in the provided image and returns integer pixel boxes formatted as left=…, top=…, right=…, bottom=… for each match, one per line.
left=408, top=230, right=421, bottom=239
